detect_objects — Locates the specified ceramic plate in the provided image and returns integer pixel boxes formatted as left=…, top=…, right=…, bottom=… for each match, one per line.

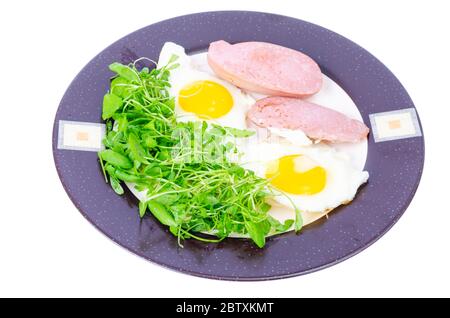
left=53, top=11, right=424, bottom=280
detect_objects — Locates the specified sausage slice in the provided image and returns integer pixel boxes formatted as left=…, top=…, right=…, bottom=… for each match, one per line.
left=247, top=97, right=369, bottom=143
left=208, top=40, right=322, bottom=97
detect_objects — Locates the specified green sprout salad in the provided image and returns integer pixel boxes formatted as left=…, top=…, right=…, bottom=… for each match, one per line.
left=98, top=57, right=302, bottom=248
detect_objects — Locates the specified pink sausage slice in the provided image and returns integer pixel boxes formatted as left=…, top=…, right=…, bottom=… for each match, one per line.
left=207, top=41, right=322, bottom=97
left=247, top=97, right=369, bottom=143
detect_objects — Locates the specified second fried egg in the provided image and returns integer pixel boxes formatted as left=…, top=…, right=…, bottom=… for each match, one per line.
left=243, top=142, right=369, bottom=214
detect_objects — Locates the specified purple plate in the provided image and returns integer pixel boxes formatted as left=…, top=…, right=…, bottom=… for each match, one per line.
left=52, top=11, right=424, bottom=280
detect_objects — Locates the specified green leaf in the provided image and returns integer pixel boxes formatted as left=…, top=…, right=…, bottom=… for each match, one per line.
left=224, top=127, right=255, bottom=138
left=127, top=132, right=147, bottom=164
left=282, top=219, right=294, bottom=231
left=111, top=77, right=132, bottom=98
left=259, top=202, right=271, bottom=214
left=228, top=165, right=246, bottom=177
left=139, top=201, right=147, bottom=218
left=190, top=220, right=209, bottom=232
left=154, top=193, right=179, bottom=206
left=295, top=208, right=303, bottom=232
left=244, top=220, right=267, bottom=248
left=143, top=165, right=163, bottom=177
left=147, top=200, right=177, bottom=227
left=104, top=163, right=116, bottom=176
left=102, top=93, right=123, bottom=120
left=144, top=120, right=155, bottom=131
left=268, top=216, right=294, bottom=232
left=109, top=62, right=139, bottom=82
left=114, top=169, right=141, bottom=182
left=109, top=175, right=124, bottom=195
left=209, top=126, right=225, bottom=137
left=197, top=193, right=219, bottom=207
left=99, top=149, right=133, bottom=169
left=106, top=120, right=113, bottom=132
left=103, top=131, right=116, bottom=148
left=143, top=135, right=157, bottom=148
left=157, top=150, right=170, bottom=160
left=116, top=116, right=128, bottom=132
left=169, top=226, right=178, bottom=236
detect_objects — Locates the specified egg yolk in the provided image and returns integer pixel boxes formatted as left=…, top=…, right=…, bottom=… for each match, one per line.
left=266, top=154, right=327, bottom=195
left=178, top=80, right=233, bottom=119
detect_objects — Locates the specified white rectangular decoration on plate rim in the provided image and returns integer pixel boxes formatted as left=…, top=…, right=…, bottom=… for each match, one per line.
left=57, top=120, right=106, bottom=152
left=369, top=108, right=422, bottom=143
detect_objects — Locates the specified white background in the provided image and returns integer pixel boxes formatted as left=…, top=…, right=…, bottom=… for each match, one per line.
left=1, top=0, right=449, bottom=298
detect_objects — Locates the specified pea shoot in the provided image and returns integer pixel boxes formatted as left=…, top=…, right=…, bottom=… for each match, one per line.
left=98, top=58, right=301, bottom=248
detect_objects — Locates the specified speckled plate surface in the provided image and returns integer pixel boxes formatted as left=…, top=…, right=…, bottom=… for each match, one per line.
left=52, top=11, right=424, bottom=280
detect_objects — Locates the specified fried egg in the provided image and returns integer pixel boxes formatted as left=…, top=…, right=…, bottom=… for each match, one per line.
left=158, top=42, right=255, bottom=129
left=242, top=142, right=368, bottom=214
